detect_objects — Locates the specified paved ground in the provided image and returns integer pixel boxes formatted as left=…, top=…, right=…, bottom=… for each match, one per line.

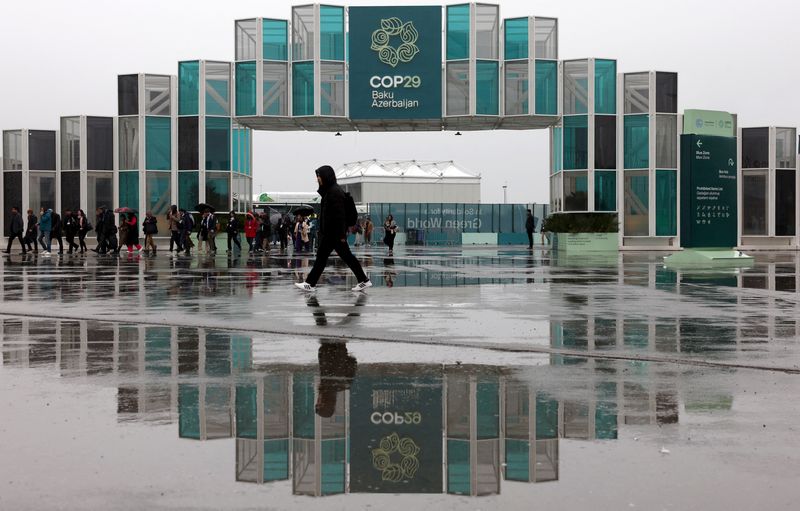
left=1, top=246, right=799, bottom=509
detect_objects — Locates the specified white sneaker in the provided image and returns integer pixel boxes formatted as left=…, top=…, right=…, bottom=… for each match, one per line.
left=294, top=282, right=316, bottom=292
left=351, top=280, right=373, bottom=292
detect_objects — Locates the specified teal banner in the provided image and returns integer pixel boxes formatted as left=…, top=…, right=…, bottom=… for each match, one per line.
left=680, top=134, right=738, bottom=248
left=350, top=375, right=443, bottom=493
left=348, top=6, right=442, bottom=120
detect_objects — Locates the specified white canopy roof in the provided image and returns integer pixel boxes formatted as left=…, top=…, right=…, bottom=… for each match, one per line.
left=336, top=160, right=480, bottom=182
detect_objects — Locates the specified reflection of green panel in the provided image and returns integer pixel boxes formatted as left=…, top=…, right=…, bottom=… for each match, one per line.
left=505, top=439, right=530, bottom=481
left=118, top=171, right=139, bottom=210
left=179, top=385, right=201, bottom=439
left=447, top=439, right=470, bottom=494
left=595, top=382, right=618, bottom=439
left=292, top=373, right=315, bottom=439
left=624, top=115, right=649, bottom=169
left=235, top=62, right=257, bottom=116
left=236, top=385, right=258, bottom=439
left=321, top=438, right=346, bottom=495
left=446, top=4, right=470, bottom=60
left=231, top=335, right=251, bottom=370
left=145, top=326, right=171, bottom=375
left=292, top=62, right=314, bottom=116
left=535, top=60, right=558, bottom=115
left=624, top=320, right=648, bottom=348
left=535, top=395, right=558, bottom=439
left=179, top=61, right=200, bottom=116
left=477, top=380, right=499, bottom=438
left=145, top=117, right=171, bottom=171
left=504, top=18, right=528, bottom=60
left=476, top=61, right=499, bottom=115
left=264, top=439, right=289, bottom=481
left=656, top=169, right=677, bottom=236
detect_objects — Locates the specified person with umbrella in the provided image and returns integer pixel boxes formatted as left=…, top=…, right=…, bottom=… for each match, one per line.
left=244, top=211, right=257, bottom=252
left=116, top=207, right=143, bottom=254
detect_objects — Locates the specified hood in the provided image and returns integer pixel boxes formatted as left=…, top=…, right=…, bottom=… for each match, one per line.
left=315, top=165, right=337, bottom=193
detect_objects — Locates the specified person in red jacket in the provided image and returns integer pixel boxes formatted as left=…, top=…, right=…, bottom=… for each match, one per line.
left=244, top=211, right=258, bottom=252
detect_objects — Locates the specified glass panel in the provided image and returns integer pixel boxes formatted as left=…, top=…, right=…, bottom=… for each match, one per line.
left=61, top=117, right=81, bottom=171
left=235, top=61, right=257, bottom=117
left=263, top=62, right=288, bottom=116
left=87, top=172, right=113, bottom=220
left=476, top=60, right=499, bottom=115
left=3, top=172, right=22, bottom=236
left=205, top=62, right=230, bottom=116
left=595, top=170, right=617, bottom=211
left=475, top=4, right=499, bottom=59
left=320, top=5, right=345, bottom=61
left=29, top=131, right=56, bottom=170
left=118, top=117, right=139, bottom=171
left=60, top=172, right=80, bottom=211
left=178, top=172, right=199, bottom=211
left=624, top=73, right=649, bottom=114
left=263, top=19, right=289, bottom=60
left=320, top=62, right=345, bottom=116
left=534, top=18, right=557, bottom=59
left=87, top=117, right=113, bottom=171
left=504, top=61, right=528, bottom=115
left=118, top=171, right=139, bottom=210
left=563, top=171, right=588, bottom=211
left=624, top=114, right=649, bottom=169
left=655, top=169, right=677, bottom=236
left=655, top=72, right=677, bottom=114
left=742, top=172, right=767, bottom=235
left=28, top=172, right=56, bottom=213
left=563, top=115, right=588, bottom=170
left=595, top=59, right=616, bottom=114
left=2, top=131, right=23, bottom=170
left=118, top=75, right=139, bottom=116
left=776, top=128, right=796, bottom=169
left=624, top=170, right=649, bottom=236
left=178, top=117, right=199, bottom=170
left=535, top=60, right=558, bottom=115
left=447, top=439, right=470, bottom=494
left=656, top=115, right=677, bottom=169
left=206, top=172, right=230, bottom=212
left=292, top=62, right=314, bottom=116
left=776, top=170, right=796, bottom=236
left=144, top=75, right=171, bottom=116
left=504, top=18, right=528, bottom=60
left=595, top=115, right=616, bottom=170
left=178, top=61, right=200, bottom=116
left=206, top=117, right=231, bottom=171
left=551, top=126, right=562, bottom=173
left=235, top=19, right=258, bottom=61
left=292, top=6, right=316, bottom=61
left=145, top=117, right=171, bottom=171
left=446, top=62, right=469, bottom=116
left=741, top=128, right=769, bottom=169
left=563, top=60, right=588, bottom=115
left=146, top=172, right=171, bottom=233
left=447, top=4, right=470, bottom=60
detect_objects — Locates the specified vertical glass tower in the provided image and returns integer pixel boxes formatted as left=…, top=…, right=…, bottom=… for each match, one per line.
left=2, top=129, right=57, bottom=235
left=59, top=116, right=114, bottom=218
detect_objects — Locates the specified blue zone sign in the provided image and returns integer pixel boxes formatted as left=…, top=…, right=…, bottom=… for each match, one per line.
left=348, top=6, right=443, bottom=120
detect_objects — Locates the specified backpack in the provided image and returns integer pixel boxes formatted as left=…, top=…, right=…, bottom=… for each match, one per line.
left=344, top=192, right=358, bottom=227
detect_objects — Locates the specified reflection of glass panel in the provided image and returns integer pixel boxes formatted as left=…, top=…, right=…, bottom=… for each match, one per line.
left=118, top=75, right=139, bottom=116
left=775, top=128, right=796, bottom=169
left=235, top=61, right=257, bottom=117
left=476, top=440, right=500, bottom=495
left=178, top=172, right=199, bottom=211
left=624, top=73, right=649, bottom=114
left=624, top=170, right=649, bottom=236
left=292, top=6, right=316, bottom=61
left=446, top=377, right=470, bottom=438
left=476, top=60, right=499, bottom=115
left=61, top=117, right=81, bottom=170
left=563, top=115, right=588, bottom=170
left=477, top=380, right=499, bottom=438
left=179, top=385, right=200, bottom=439
left=320, top=62, right=345, bottom=116
left=741, top=128, right=769, bottom=169
left=742, top=172, right=768, bottom=235
left=118, top=171, right=139, bottom=210
left=563, top=60, right=588, bottom=115
left=145, top=117, right=171, bottom=171
left=504, top=18, right=528, bottom=60
left=119, top=117, right=139, bottom=170
left=320, top=5, right=344, bottom=61
left=236, top=385, right=258, bottom=439
left=595, top=115, right=616, bottom=169
left=536, top=395, right=558, bottom=439
left=534, top=18, right=557, bottom=59
left=776, top=170, right=796, bottom=236
left=563, top=171, right=588, bottom=211
left=205, top=117, right=231, bottom=171
left=3, top=130, right=23, bottom=170
left=144, top=75, right=171, bottom=116
left=178, top=117, right=198, bottom=170
left=206, top=172, right=230, bottom=212
left=60, top=171, right=80, bottom=211
left=594, top=59, right=616, bottom=114
left=146, top=172, right=171, bottom=233
left=446, top=62, right=469, bottom=116
left=263, top=62, right=288, bottom=116
left=447, top=439, right=470, bottom=495
left=534, top=439, right=559, bottom=481
left=29, top=172, right=56, bottom=213
left=205, top=62, right=231, bottom=116
left=87, top=117, right=113, bottom=170
left=624, top=114, right=649, bottom=169
left=595, top=170, right=617, bottom=211
left=656, top=115, right=677, bottom=169
left=655, top=169, right=677, bottom=236
left=263, top=19, right=288, bottom=60
left=178, top=61, right=199, bottom=116
left=29, top=131, right=56, bottom=170
left=535, top=60, right=558, bottom=115
left=292, top=62, right=314, bottom=116
left=655, top=72, right=677, bottom=113
left=446, top=4, right=470, bottom=60
left=504, top=61, right=528, bottom=115
left=235, top=19, right=258, bottom=61
left=87, top=172, right=113, bottom=219
left=475, top=4, right=499, bottom=59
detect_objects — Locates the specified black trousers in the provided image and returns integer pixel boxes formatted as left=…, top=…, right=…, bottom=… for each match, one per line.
left=6, top=233, right=25, bottom=253
left=170, top=231, right=182, bottom=251
left=66, top=234, right=78, bottom=252
left=227, top=233, right=241, bottom=251
left=306, top=237, right=368, bottom=286
left=527, top=231, right=534, bottom=248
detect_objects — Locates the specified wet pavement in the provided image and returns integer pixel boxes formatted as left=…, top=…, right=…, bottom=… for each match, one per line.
left=1, top=247, right=799, bottom=509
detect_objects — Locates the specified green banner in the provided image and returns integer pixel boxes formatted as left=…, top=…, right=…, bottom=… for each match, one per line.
left=348, top=6, right=443, bottom=120
left=680, top=134, right=738, bottom=248
left=683, top=109, right=735, bottom=137
left=350, top=375, right=443, bottom=493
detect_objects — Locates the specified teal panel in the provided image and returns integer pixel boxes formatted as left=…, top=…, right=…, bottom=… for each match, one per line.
left=206, top=76, right=230, bottom=117
left=205, top=117, right=230, bottom=171
left=179, top=61, right=199, bottom=116
left=321, top=438, right=346, bottom=495
left=145, top=117, right=171, bottom=171
left=178, top=172, right=198, bottom=211
left=292, top=62, right=314, bottom=116
left=476, top=60, right=499, bottom=115
left=235, top=62, right=257, bottom=117
left=205, top=172, right=230, bottom=212
left=476, top=380, right=499, bottom=439
left=624, top=319, right=648, bottom=348
left=118, top=171, right=139, bottom=210
left=624, top=114, right=649, bottom=169
left=656, top=169, right=677, bottom=236
left=145, top=327, right=171, bottom=375
left=263, top=19, right=288, bottom=61
left=178, top=385, right=200, bottom=439
left=595, top=170, right=617, bottom=211
left=535, top=60, right=558, bottom=115
left=264, top=439, right=290, bottom=481
left=535, top=395, right=558, bottom=439
left=146, top=172, right=170, bottom=216
left=498, top=232, right=528, bottom=245
left=563, top=115, right=588, bottom=170
left=320, top=5, right=345, bottom=61
left=235, top=385, right=258, bottom=439
left=292, top=373, right=315, bottom=439
left=594, top=59, right=617, bottom=114
left=446, top=439, right=470, bottom=494
left=552, top=126, right=563, bottom=172
left=504, top=18, right=528, bottom=60
left=231, top=335, right=251, bottom=370
left=446, top=4, right=470, bottom=60
left=232, top=128, right=240, bottom=173
left=505, top=439, right=530, bottom=481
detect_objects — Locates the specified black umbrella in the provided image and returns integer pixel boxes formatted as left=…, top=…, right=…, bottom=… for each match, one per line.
left=292, top=205, right=315, bottom=216
left=195, top=203, right=215, bottom=213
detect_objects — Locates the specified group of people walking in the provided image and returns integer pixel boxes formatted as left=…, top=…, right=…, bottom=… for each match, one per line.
left=5, top=207, right=91, bottom=255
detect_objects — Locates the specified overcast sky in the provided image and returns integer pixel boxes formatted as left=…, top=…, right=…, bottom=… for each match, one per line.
left=2, top=0, right=799, bottom=203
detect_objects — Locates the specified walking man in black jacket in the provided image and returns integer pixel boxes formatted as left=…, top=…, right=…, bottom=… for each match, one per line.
left=295, top=165, right=371, bottom=292
left=5, top=207, right=26, bottom=254
left=525, top=209, right=535, bottom=249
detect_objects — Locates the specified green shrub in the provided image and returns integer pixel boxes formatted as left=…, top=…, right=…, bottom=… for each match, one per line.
left=541, top=212, right=619, bottom=233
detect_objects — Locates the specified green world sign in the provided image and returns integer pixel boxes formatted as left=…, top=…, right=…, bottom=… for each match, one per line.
left=680, top=134, right=738, bottom=248
left=348, top=6, right=442, bottom=120
left=683, top=109, right=735, bottom=137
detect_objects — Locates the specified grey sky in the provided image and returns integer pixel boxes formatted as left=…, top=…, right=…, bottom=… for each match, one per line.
left=1, top=0, right=798, bottom=203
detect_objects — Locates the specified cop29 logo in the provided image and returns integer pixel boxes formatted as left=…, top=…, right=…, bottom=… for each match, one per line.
left=371, top=17, right=420, bottom=68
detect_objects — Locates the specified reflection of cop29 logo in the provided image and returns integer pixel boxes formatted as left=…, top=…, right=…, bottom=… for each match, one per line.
left=371, top=17, right=420, bottom=68
left=371, top=432, right=421, bottom=482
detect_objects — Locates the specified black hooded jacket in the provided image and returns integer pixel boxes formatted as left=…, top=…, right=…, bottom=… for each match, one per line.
left=316, top=165, right=347, bottom=242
